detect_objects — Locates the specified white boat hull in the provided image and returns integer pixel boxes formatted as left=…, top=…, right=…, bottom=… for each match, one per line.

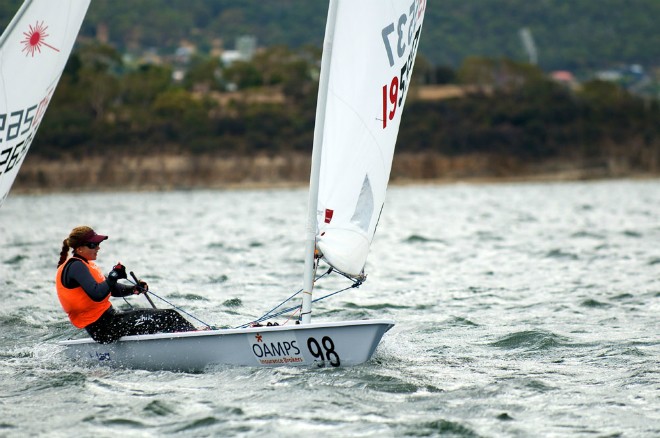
left=59, top=319, right=394, bottom=371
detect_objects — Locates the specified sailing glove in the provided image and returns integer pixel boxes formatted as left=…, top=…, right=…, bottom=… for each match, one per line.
left=106, top=262, right=128, bottom=288
left=111, top=262, right=127, bottom=279
left=133, top=280, right=149, bottom=295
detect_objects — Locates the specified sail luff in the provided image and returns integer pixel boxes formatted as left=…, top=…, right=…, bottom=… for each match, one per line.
left=301, top=0, right=339, bottom=325
left=0, top=0, right=32, bottom=49
left=0, top=0, right=32, bottom=113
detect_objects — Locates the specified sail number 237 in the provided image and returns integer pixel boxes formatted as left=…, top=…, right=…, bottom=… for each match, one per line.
left=380, top=0, right=426, bottom=129
left=307, top=336, right=340, bottom=367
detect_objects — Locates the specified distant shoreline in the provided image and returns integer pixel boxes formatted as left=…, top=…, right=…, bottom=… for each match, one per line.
left=12, top=152, right=659, bottom=195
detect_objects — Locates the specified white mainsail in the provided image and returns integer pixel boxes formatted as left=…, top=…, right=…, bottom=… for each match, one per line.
left=314, top=0, right=426, bottom=277
left=302, top=0, right=426, bottom=323
left=0, top=0, right=90, bottom=207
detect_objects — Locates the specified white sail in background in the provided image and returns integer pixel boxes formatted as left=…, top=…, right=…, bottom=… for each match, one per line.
left=315, top=0, right=426, bottom=276
left=0, top=0, right=90, bottom=207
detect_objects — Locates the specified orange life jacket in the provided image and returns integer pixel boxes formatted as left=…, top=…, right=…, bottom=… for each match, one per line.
left=56, top=258, right=111, bottom=328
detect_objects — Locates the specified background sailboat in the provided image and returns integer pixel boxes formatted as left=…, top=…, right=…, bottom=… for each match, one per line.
left=0, top=0, right=90, bottom=207
left=61, top=0, right=426, bottom=371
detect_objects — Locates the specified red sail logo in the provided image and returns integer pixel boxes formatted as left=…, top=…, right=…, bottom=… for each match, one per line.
left=324, top=209, right=334, bottom=224
left=21, top=21, right=60, bottom=57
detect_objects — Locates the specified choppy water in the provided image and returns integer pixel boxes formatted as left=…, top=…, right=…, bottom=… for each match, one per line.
left=0, top=179, right=659, bottom=437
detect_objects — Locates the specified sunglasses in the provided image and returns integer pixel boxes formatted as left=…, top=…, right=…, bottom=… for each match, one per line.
left=84, top=242, right=100, bottom=249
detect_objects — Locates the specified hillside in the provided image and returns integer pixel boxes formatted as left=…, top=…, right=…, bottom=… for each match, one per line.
left=1, top=0, right=659, bottom=71
left=2, top=1, right=659, bottom=193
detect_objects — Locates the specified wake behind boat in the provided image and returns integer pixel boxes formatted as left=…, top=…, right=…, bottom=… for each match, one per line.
left=55, top=0, right=426, bottom=370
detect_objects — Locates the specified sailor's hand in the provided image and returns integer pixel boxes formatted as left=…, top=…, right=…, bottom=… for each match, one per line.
left=111, top=262, right=128, bottom=279
left=133, top=280, right=148, bottom=294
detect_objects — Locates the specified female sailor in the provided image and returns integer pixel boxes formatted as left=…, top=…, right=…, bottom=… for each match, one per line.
left=55, top=226, right=195, bottom=343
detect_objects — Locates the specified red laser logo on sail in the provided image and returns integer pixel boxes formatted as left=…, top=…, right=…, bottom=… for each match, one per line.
left=21, top=21, right=60, bottom=57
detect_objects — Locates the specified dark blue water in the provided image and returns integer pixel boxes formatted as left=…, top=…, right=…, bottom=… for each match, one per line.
left=1, top=179, right=658, bottom=437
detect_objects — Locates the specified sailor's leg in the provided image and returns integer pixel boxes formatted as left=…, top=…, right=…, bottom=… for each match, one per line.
left=85, top=308, right=195, bottom=343
left=110, top=308, right=195, bottom=335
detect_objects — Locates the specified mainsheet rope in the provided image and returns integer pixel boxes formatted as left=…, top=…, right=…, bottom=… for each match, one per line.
left=234, top=277, right=362, bottom=329
left=234, top=267, right=364, bottom=329
left=124, top=267, right=362, bottom=330
left=126, top=279, right=214, bottom=329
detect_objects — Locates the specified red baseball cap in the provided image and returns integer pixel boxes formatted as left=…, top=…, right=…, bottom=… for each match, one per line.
left=83, top=229, right=108, bottom=244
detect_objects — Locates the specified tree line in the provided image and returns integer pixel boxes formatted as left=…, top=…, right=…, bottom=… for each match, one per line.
left=30, top=43, right=660, bottom=177
left=2, top=0, right=659, bottom=71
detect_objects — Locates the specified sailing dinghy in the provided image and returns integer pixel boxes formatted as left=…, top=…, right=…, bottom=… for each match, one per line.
left=60, top=0, right=426, bottom=371
left=0, top=0, right=90, bottom=207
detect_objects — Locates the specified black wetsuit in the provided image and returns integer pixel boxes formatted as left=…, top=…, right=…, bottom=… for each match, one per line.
left=60, top=255, right=196, bottom=343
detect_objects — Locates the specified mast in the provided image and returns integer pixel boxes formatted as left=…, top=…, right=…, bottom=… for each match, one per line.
left=301, top=0, right=339, bottom=325
left=0, top=1, right=32, bottom=49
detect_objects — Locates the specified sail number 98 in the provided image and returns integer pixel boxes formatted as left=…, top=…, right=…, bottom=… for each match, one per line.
left=307, top=336, right=341, bottom=367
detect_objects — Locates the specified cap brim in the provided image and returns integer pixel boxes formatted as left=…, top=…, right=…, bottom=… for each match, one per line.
left=87, top=234, right=108, bottom=243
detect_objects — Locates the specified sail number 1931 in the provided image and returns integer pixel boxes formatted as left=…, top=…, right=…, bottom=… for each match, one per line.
left=307, top=336, right=341, bottom=367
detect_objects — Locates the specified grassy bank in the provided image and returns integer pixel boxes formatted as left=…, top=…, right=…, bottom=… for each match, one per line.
left=12, top=152, right=657, bottom=195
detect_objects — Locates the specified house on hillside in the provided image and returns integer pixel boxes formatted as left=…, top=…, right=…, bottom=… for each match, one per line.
left=221, top=36, right=257, bottom=67
left=550, top=70, right=578, bottom=89
left=594, top=64, right=656, bottom=96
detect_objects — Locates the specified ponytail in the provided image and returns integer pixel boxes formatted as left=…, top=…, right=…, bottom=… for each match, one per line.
left=57, top=239, right=70, bottom=267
